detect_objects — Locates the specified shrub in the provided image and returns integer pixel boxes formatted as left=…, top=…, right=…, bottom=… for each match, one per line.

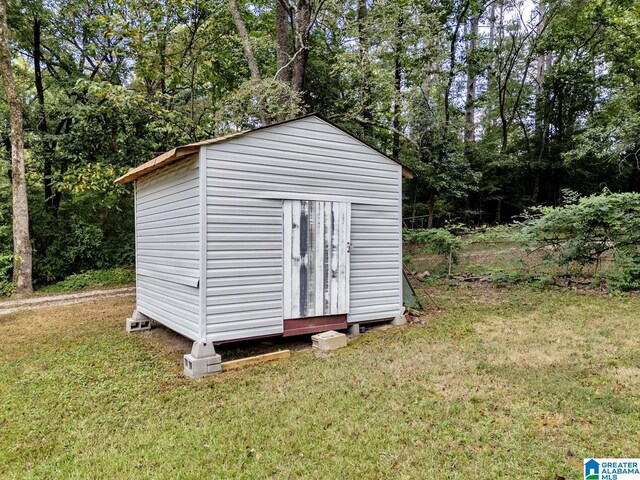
left=468, top=224, right=523, bottom=243
left=403, top=228, right=462, bottom=262
left=38, top=267, right=135, bottom=293
left=34, top=221, right=105, bottom=285
left=522, top=191, right=640, bottom=266
left=0, top=254, right=14, bottom=297
left=607, top=248, right=640, bottom=291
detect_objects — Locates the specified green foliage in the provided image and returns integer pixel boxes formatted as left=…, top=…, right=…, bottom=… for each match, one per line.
left=1, top=0, right=640, bottom=293
left=31, top=193, right=135, bottom=286
left=488, top=270, right=528, bottom=286
left=34, top=221, right=104, bottom=285
left=403, top=228, right=462, bottom=262
left=465, top=224, right=523, bottom=243
left=211, top=79, right=304, bottom=130
left=406, top=92, right=480, bottom=226
left=522, top=192, right=640, bottom=266
left=38, top=267, right=135, bottom=293
left=607, top=248, right=640, bottom=291
left=0, top=155, right=12, bottom=296
left=0, top=254, right=15, bottom=297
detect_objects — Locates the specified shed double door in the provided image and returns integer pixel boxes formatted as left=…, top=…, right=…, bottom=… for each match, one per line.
left=283, top=200, right=351, bottom=320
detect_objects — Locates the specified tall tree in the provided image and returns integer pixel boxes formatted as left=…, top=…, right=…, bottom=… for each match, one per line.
left=443, top=0, right=470, bottom=131
left=0, top=0, right=32, bottom=293
left=229, top=0, right=262, bottom=83
left=290, top=0, right=313, bottom=92
left=464, top=10, right=478, bottom=146
left=275, top=0, right=292, bottom=83
left=229, top=0, right=270, bottom=123
left=393, top=7, right=404, bottom=158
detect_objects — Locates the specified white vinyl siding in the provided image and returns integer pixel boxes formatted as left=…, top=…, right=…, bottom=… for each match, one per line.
left=205, top=196, right=284, bottom=342
left=205, top=116, right=402, bottom=342
left=135, top=158, right=201, bottom=340
left=348, top=201, right=402, bottom=322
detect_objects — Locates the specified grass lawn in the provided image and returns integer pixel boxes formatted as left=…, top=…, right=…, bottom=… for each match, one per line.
left=1, top=286, right=639, bottom=479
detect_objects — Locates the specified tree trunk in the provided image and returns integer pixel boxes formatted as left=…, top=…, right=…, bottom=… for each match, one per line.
left=291, top=0, right=311, bottom=93
left=411, top=182, right=418, bottom=228
left=488, top=2, right=495, bottom=50
left=229, top=0, right=270, bottom=124
left=532, top=0, right=547, bottom=203
left=464, top=12, right=478, bottom=146
left=421, top=58, right=435, bottom=104
left=393, top=10, right=403, bottom=158
left=427, top=193, right=435, bottom=229
left=499, top=106, right=508, bottom=153
left=0, top=0, right=33, bottom=294
left=229, top=0, right=262, bottom=81
left=158, top=28, right=167, bottom=96
left=33, top=15, right=54, bottom=213
left=358, top=0, right=372, bottom=136
left=484, top=2, right=496, bottom=126
left=275, top=0, right=291, bottom=84
left=444, top=1, right=469, bottom=131
left=532, top=172, right=540, bottom=203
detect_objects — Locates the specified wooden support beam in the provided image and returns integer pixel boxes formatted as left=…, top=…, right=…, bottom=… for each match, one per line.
left=221, top=350, right=291, bottom=371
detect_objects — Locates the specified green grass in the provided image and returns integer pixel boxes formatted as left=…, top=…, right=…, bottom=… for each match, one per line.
left=37, top=267, right=135, bottom=293
left=1, top=286, right=639, bottom=478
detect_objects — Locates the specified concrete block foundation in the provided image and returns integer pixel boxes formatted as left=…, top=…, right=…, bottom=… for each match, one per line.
left=184, top=342, right=222, bottom=378
left=183, top=354, right=222, bottom=377
left=348, top=324, right=360, bottom=337
left=126, top=310, right=151, bottom=332
left=390, top=315, right=407, bottom=326
left=312, top=330, right=348, bottom=351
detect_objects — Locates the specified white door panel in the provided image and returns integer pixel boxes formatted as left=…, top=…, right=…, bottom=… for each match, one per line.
left=283, top=200, right=350, bottom=319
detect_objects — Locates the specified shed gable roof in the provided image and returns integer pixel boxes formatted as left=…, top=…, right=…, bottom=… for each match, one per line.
left=115, top=114, right=414, bottom=185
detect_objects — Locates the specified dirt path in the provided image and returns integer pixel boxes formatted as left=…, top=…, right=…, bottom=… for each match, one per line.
left=0, top=286, right=135, bottom=315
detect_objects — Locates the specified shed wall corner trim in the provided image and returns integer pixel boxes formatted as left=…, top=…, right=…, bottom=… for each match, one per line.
left=198, top=146, right=208, bottom=343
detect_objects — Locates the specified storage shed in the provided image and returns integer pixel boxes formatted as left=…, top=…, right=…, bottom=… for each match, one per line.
left=116, top=114, right=413, bottom=376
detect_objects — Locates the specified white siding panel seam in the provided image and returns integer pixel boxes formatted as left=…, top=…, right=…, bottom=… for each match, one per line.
left=207, top=187, right=395, bottom=206
left=137, top=207, right=200, bottom=225
left=136, top=191, right=199, bottom=213
left=208, top=164, right=399, bottom=192
left=136, top=178, right=199, bottom=206
left=207, top=180, right=397, bottom=200
left=206, top=318, right=282, bottom=333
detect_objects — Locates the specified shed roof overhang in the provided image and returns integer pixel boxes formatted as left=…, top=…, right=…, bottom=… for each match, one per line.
left=115, top=114, right=415, bottom=185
